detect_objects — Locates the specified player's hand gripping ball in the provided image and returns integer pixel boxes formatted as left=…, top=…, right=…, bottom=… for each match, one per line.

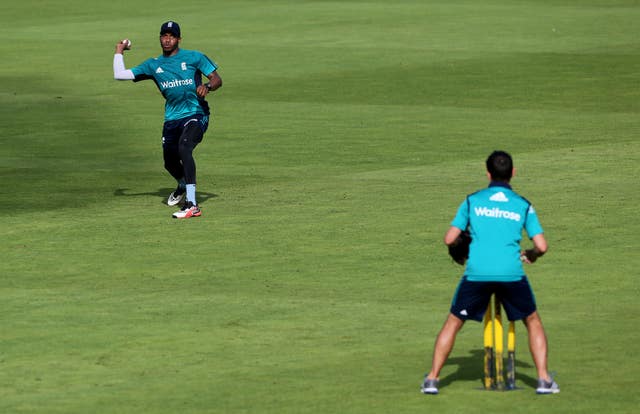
left=122, top=39, right=132, bottom=50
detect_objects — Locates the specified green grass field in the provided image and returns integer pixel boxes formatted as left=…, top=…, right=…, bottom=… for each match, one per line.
left=2, top=0, right=639, bottom=412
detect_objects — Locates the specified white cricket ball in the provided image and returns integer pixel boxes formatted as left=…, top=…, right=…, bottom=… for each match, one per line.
left=123, top=39, right=132, bottom=49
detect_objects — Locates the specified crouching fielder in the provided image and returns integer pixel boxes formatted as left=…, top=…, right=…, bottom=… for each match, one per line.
left=420, top=151, right=559, bottom=395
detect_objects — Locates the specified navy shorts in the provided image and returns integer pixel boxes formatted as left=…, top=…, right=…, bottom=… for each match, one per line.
left=162, top=114, right=209, bottom=149
left=450, top=276, right=537, bottom=322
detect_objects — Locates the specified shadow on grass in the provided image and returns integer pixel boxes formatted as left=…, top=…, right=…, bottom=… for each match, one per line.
left=438, top=349, right=537, bottom=391
left=114, top=188, right=218, bottom=205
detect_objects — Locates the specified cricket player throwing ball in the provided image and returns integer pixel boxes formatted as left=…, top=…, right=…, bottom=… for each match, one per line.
left=113, top=21, right=222, bottom=219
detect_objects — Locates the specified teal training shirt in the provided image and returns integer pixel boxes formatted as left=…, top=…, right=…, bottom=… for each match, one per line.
left=130, top=49, right=218, bottom=121
left=451, top=182, right=544, bottom=282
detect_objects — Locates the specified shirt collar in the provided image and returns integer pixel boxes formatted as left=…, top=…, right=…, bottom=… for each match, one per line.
left=489, top=181, right=512, bottom=190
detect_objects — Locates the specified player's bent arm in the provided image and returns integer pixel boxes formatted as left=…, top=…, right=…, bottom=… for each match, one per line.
left=444, top=226, right=462, bottom=246
left=196, top=71, right=222, bottom=98
left=532, top=233, right=548, bottom=254
left=206, top=70, right=222, bottom=91
left=522, top=233, right=547, bottom=264
left=113, top=54, right=135, bottom=80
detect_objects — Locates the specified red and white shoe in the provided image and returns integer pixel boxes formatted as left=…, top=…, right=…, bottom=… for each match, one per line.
left=172, top=202, right=201, bottom=219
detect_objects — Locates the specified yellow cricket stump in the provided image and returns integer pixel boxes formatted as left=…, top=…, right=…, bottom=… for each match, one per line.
left=507, top=319, right=516, bottom=389
left=483, top=294, right=516, bottom=390
left=493, top=297, right=505, bottom=389
left=483, top=307, right=494, bottom=389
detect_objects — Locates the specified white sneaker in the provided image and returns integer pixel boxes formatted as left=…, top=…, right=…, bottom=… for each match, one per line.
left=420, top=377, right=439, bottom=395
left=167, top=189, right=185, bottom=206
left=536, top=378, right=560, bottom=394
left=172, top=202, right=201, bottom=219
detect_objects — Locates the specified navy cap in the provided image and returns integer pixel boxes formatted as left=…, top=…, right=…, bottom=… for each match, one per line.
left=160, top=21, right=181, bottom=37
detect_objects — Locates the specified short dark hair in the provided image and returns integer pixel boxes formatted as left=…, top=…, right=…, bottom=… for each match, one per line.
left=486, top=150, right=513, bottom=181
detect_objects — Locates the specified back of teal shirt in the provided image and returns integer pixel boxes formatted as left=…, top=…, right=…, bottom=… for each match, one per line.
left=131, top=49, right=218, bottom=121
left=451, top=183, right=543, bottom=281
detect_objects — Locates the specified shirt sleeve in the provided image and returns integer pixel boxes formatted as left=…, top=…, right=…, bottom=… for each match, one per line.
left=130, top=61, right=148, bottom=78
left=450, top=198, right=470, bottom=230
left=113, top=54, right=135, bottom=80
left=197, top=52, right=218, bottom=75
left=524, top=205, right=544, bottom=238
left=129, top=59, right=157, bottom=82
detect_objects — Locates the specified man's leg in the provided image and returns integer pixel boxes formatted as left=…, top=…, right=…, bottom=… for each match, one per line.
left=523, top=311, right=560, bottom=393
left=162, top=121, right=184, bottom=182
left=427, top=313, right=465, bottom=380
left=163, top=144, right=186, bottom=205
left=523, top=311, right=550, bottom=381
left=162, top=122, right=188, bottom=206
left=163, top=145, right=184, bottom=181
left=178, top=119, right=204, bottom=205
left=421, top=313, right=465, bottom=394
